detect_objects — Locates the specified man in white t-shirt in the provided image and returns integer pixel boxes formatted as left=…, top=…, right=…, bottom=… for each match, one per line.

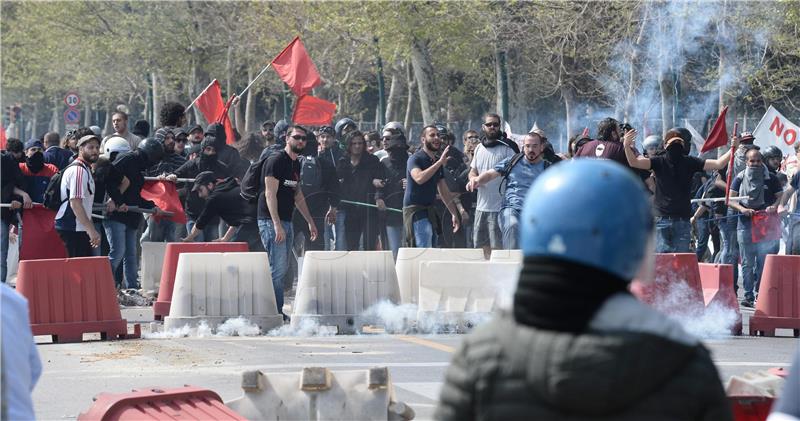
left=468, top=113, right=519, bottom=257
left=55, top=134, right=101, bottom=257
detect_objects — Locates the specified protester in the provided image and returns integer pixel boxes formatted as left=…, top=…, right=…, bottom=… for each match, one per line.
left=575, top=118, right=645, bottom=176
left=468, top=113, right=518, bottom=257
left=54, top=135, right=101, bottom=257
left=778, top=142, right=800, bottom=255
left=1, top=283, right=42, bottom=420
left=188, top=124, right=204, bottom=145
left=435, top=125, right=470, bottom=248
left=293, top=132, right=339, bottom=252
left=60, top=130, right=79, bottom=160
left=183, top=171, right=263, bottom=251
left=404, top=125, right=463, bottom=247
left=624, top=127, right=735, bottom=252
left=728, top=148, right=784, bottom=308
left=43, top=131, right=72, bottom=170
left=141, top=128, right=186, bottom=243
left=132, top=119, right=150, bottom=139
left=172, top=127, right=189, bottom=157
left=18, top=139, right=59, bottom=203
left=380, top=133, right=410, bottom=258
left=159, top=102, right=187, bottom=128
left=101, top=111, right=141, bottom=151
left=91, top=137, right=131, bottom=257
left=258, top=125, right=318, bottom=319
left=337, top=130, right=385, bottom=251
left=1, top=148, right=25, bottom=283
left=467, top=132, right=550, bottom=249
left=435, top=159, right=731, bottom=421
left=692, top=170, right=726, bottom=262
left=261, top=121, right=276, bottom=146
left=334, top=117, right=358, bottom=144
left=236, top=132, right=265, bottom=163
left=104, top=138, right=167, bottom=288
left=206, top=122, right=248, bottom=177
left=365, top=130, right=383, bottom=157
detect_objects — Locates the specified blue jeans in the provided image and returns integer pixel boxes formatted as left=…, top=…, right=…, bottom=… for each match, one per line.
left=718, top=213, right=740, bottom=291
left=92, top=221, right=104, bottom=257
left=323, top=209, right=347, bottom=250
left=258, top=219, right=294, bottom=315
left=499, top=207, right=520, bottom=250
left=695, top=217, right=712, bottom=261
left=655, top=217, right=691, bottom=253
left=737, top=217, right=764, bottom=301
left=103, top=219, right=139, bottom=289
left=141, top=216, right=177, bottom=243
left=385, top=225, right=403, bottom=259
left=1, top=220, right=9, bottom=283
left=413, top=218, right=435, bottom=248
left=185, top=219, right=219, bottom=242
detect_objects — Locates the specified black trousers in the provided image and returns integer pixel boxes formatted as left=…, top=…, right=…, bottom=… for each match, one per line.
left=57, top=230, right=93, bottom=257
left=344, top=206, right=379, bottom=251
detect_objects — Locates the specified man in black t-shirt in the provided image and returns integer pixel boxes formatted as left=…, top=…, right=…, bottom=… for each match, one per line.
left=183, top=171, right=263, bottom=252
left=624, top=127, right=736, bottom=253
left=257, top=125, right=318, bottom=319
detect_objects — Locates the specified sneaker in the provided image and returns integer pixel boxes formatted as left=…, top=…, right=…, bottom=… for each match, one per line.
left=740, top=298, right=754, bottom=308
left=282, top=313, right=291, bottom=323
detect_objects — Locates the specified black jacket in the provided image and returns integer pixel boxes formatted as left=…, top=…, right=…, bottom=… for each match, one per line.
left=300, top=155, right=341, bottom=216
left=195, top=178, right=255, bottom=229
left=1, top=152, right=23, bottom=224
left=380, top=152, right=408, bottom=226
left=336, top=153, right=384, bottom=209
left=106, top=150, right=156, bottom=228
left=173, top=157, right=231, bottom=219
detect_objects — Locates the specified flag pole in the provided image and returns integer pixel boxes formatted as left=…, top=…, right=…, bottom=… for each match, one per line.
left=724, top=121, right=739, bottom=206
left=187, top=79, right=218, bottom=110
left=239, top=63, right=272, bottom=99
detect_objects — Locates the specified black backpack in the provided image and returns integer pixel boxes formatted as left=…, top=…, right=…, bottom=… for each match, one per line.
left=43, top=161, right=87, bottom=210
left=240, top=144, right=283, bottom=202
left=299, top=156, right=323, bottom=194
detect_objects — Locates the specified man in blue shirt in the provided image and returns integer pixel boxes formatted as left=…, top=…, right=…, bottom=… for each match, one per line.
left=468, top=133, right=549, bottom=249
left=402, top=125, right=464, bottom=247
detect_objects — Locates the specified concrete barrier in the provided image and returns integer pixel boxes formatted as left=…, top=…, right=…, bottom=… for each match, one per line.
left=140, top=241, right=167, bottom=293
left=226, top=367, right=414, bottom=421
left=417, top=261, right=519, bottom=328
left=630, top=253, right=705, bottom=316
left=164, top=252, right=283, bottom=332
left=749, top=255, right=800, bottom=337
left=292, top=251, right=400, bottom=334
left=396, top=248, right=485, bottom=305
left=78, top=386, right=246, bottom=420
left=489, top=249, right=523, bottom=263
left=699, top=263, right=742, bottom=335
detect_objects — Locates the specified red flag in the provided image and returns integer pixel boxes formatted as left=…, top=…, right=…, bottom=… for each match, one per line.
left=751, top=211, right=781, bottom=243
left=193, top=79, right=236, bottom=145
left=701, top=106, right=729, bottom=153
left=140, top=181, right=187, bottom=224
left=0, top=124, right=6, bottom=150
left=20, top=207, right=67, bottom=260
left=271, top=37, right=322, bottom=96
left=292, top=95, right=336, bottom=126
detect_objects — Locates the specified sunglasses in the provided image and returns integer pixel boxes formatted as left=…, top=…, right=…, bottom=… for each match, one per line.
left=290, top=135, right=307, bottom=141
left=483, top=122, right=500, bottom=128
left=467, top=136, right=480, bottom=140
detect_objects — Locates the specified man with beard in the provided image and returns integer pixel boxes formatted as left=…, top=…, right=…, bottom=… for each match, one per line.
left=468, top=113, right=518, bottom=257
left=624, top=127, right=735, bottom=253
left=381, top=133, right=410, bottom=258
left=404, top=125, right=463, bottom=247
left=575, top=118, right=637, bottom=170
left=728, top=149, right=783, bottom=308
left=101, top=111, right=141, bottom=151
left=18, top=139, right=59, bottom=203
left=292, top=131, right=339, bottom=252
left=258, top=125, right=318, bottom=319
left=435, top=124, right=470, bottom=248
left=261, top=121, right=276, bottom=146
left=467, top=133, right=550, bottom=250
left=55, top=135, right=102, bottom=257
left=167, top=135, right=231, bottom=242
left=104, top=138, right=168, bottom=288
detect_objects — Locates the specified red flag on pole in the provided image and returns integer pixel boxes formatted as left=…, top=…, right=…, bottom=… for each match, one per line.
left=701, top=106, right=729, bottom=153
left=271, top=37, right=322, bottom=96
left=20, top=206, right=67, bottom=260
left=140, top=180, right=187, bottom=224
left=751, top=211, right=781, bottom=243
left=292, top=95, right=336, bottom=126
left=193, top=79, right=236, bottom=145
left=0, top=124, right=6, bottom=150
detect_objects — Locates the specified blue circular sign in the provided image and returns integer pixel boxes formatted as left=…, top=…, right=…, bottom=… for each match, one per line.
left=64, top=108, right=80, bottom=124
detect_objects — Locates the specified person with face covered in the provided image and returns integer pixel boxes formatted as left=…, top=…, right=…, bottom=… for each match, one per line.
left=18, top=139, right=59, bottom=203
left=104, top=138, right=168, bottom=289
left=336, top=130, right=385, bottom=251
left=167, top=135, right=231, bottom=242
left=728, top=149, right=784, bottom=308
left=139, top=128, right=187, bottom=243
left=624, top=127, right=736, bottom=253
left=205, top=122, right=248, bottom=178
left=380, top=133, right=410, bottom=258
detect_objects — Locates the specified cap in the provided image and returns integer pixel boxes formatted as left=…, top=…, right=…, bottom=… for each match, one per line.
left=188, top=124, right=203, bottom=134
left=318, top=126, right=335, bottom=135
left=24, top=139, right=44, bottom=150
left=200, top=135, right=216, bottom=150
left=172, top=127, right=189, bottom=138
left=740, top=131, right=755, bottom=142
left=192, top=171, right=217, bottom=191
left=77, top=135, right=101, bottom=147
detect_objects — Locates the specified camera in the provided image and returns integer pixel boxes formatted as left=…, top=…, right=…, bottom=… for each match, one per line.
left=620, top=123, right=634, bottom=134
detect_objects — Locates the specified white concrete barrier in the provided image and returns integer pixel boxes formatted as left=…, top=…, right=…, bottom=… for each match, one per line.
left=292, top=251, right=400, bottom=334
left=226, top=367, right=414, bottom=421
left=141, top=241, right=167, bottom=292
left=395, top=248, right=485, bottom=305
left=490, top=249, right=523, bottom=263
left=417, top=261, right=519, bottom=327
left=164, top=252, right=283, bottom=332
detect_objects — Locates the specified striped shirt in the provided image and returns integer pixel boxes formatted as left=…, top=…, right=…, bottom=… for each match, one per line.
left=54, top=158, right=95, bottom=232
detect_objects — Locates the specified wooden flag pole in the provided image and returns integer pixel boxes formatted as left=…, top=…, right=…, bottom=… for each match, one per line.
left=724, top=121, right=739, bottom=206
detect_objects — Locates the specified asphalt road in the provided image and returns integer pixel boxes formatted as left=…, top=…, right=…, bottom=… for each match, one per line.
left=31, top=306, right=799, bottom=421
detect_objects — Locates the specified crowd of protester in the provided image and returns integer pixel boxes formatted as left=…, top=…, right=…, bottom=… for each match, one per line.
left=2, top=104, right=799, bottom=315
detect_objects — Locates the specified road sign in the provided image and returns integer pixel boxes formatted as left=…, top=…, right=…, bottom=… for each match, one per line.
left=64, top=92, right=80, bottom=108
left=64, top=108, right=80, bottom=124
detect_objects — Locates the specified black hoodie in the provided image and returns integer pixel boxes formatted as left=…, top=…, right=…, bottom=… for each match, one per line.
left=106, top=150, right=156, bottom=228
left=206, top=123, right=249, bottom=178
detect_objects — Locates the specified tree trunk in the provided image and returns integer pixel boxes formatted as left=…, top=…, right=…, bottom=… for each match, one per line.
left=103, top=103, right=114, bottom=136
left=151, top=72, right=161, bottom=128
left=244, top=68, right=256, bottom=133
left=32, top=101, right=39, bottom=136
left=84, top=99, right=91, bottom=127
left=385, top=72, right=398, bottom=123
left=495, top=48, right=509, bottom=122
left=50, top=98, right=60, bottom=133
left=659, top=69, right=675, bottom=136
left=562, top=86, right=574, bottom=139
left=403, top=61, right=415, bottom=138
left=410, top=38, right=435, bottom=125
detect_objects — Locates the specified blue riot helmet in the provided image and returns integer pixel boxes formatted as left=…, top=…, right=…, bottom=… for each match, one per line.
left=520, top=159, right=653, bottom=281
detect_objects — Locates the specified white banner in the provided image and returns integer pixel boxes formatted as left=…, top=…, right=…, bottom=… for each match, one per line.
left=684, top=119, right=706, bottom=156
left=753, top=105, right=799, bottom=157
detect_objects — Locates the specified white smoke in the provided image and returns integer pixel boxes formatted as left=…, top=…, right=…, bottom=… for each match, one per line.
left=266, top=318, right=337, bottom=337
left=360, top=300, right=495, bottom=334
left=143, top=317, right=262, bottom=338
left=648, top=280, right=738, bottom=339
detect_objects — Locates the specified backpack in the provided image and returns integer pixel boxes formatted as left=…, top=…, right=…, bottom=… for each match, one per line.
left=299, top=156, right=323, bottom=194
left=498, top=153, right=550, bottom=193
left=239, top=144, right=283, bottom=202
left=43, top=161, right=87, bottom=210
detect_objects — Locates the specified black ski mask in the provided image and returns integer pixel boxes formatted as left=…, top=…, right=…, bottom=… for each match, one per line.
left=26, top=151, right=45, bottom=173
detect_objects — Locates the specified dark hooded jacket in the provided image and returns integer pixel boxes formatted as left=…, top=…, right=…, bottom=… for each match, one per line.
left=173, top=153, right=231, bottom=220
left=206, top=123, right=248, bottom=178
left=381, top=148, right=409, bottom=227
left=1, top=152, right=23, bottom=224
left=106, top=150, right=157, bottom=228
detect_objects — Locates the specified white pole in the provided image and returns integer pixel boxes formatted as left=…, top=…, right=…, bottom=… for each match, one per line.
left=239, top=63, right=273, bottom=98
left=187, top=79, right=218, bottom=110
